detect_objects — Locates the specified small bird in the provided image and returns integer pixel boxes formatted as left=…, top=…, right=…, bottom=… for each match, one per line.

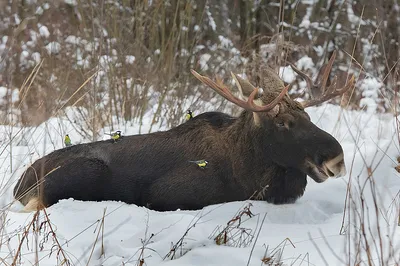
left=185, top=109, right=194, bottom=121
left=64, top=134, right=72, bottom=147
left=189, top=159, right=208, bottom=169
left=107, top=130, right=122, bottom=142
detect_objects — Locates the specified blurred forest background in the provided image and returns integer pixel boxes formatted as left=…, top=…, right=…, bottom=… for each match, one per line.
left=0, top=0, right=398, bottom=138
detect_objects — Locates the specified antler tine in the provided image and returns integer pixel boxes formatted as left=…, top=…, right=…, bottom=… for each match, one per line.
left=289, top=63, right=314, bottom=92
left=289, top=51, right=337, bottom=98
left=190, top=69, right=240, bottom=104
left=289, top=51, right=355, bottom=108
left=191, top=69, right=289, bottom=112
left=301, top=75, right=355, bottom=108
left=318, top=50, right=337, bottom=95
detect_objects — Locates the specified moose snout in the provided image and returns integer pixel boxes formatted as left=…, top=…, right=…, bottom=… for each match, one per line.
left=324, top=153, right=346, bottom=178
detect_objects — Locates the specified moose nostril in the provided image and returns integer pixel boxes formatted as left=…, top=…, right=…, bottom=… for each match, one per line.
left=326, top=167, right=335, bottom=177
left=325, top=153, right=346, bottom=178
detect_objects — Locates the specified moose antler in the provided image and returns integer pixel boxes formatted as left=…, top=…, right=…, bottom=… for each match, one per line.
left=190, top=69, right=289, bottom=112
left=289, top=50, right=355, bottom=108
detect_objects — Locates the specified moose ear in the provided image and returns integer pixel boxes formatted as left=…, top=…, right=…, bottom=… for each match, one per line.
left=268, top=103, right=280, bottom=117
left=231, top=72, right=278, bottom=126
left=231, top=72, right=263, bottom=100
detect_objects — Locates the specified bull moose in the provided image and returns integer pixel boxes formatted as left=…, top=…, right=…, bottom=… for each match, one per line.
left=14, top=51, right=353, bottom=212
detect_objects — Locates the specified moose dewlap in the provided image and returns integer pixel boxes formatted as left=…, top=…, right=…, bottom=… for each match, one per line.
left=14, top=52, right=352, bottom=212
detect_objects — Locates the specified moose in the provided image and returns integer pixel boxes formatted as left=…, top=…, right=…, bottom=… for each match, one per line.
left=14, top=51, right=353, bottom=212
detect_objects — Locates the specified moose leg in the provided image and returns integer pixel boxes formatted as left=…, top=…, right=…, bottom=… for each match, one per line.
left=19, top=157, right=111, bottom=210
left=265, top=168, right=307, bottom=204
left=42, top=157, right=111, bottom=206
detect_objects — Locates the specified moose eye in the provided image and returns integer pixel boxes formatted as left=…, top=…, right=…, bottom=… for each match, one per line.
left=276, top=121, right=285, bottom=127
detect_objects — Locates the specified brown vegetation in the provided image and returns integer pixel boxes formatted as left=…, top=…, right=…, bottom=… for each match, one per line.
left=0, top=0, right=397, bottom=133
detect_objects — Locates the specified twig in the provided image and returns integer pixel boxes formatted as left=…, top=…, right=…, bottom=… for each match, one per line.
left=86, top=208, right=107, bottom=266
left=42, top=208, right=71, bottom=266
left=307, top=232, right=328, bottom=266
left=11, top=211, right=39, bottom=266
left=246, top=212, right=267, bottom=266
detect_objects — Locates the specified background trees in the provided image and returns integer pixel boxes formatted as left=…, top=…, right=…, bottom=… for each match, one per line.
left=0, top=0, right=397, bottom=136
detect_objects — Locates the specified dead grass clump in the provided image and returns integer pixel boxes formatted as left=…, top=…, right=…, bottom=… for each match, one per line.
left=210, top=203, right=256, bottom=248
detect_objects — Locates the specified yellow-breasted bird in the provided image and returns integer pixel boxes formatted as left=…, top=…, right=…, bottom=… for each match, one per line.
left=64, top=134, right=72, bottom=147
left=108, top=130, right=122, bottom=142
left=189, top=159, right=208, bottom=169
left=185, top=109, right=194, bottom=121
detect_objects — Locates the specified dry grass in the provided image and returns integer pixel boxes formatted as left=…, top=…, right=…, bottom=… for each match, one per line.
left=1, top=0, right=396, bottom=132
left=211, top=203, right=256, bottom=248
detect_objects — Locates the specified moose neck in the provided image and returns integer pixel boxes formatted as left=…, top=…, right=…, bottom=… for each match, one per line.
left=224, top=110, right=278, bottom=190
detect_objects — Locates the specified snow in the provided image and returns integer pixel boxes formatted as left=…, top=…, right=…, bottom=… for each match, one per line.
left=32, top=52, right=41, bottom=64
left=99, top=55, right=114, bottom=70
left=0, top=86, right=7, bottom=99
left=13, top=14, right=21, bottom=24
left=35, top=6, right=44, bottom=15
left=180, top=49, right=189, bottom=57
left=39, top=25, right=50, bottom=38
left=10, top=89, right=19, bottom=103
left=313, top=45, right=325, bottom=57
left=199, top=54, right=211, bottom=71
left=299, top=19, right=310, bottom=29
left=346, top=2, right=366, bottom=26
left=295, top=55, right=314, bottom=71
left=218, top=35, right=233, bottom=49
left=45, top=41, right=61, bottom=55
left=125, top=55, right=136, bottom=65
left=359, top=77, right=383, bottom=113
left=19, top=50, right=29, bottom=64
left=206, top=5, right=216, bottom=31
left=0, top=103, right=399, bottom=265
left=64, top=0, right=77, bottom=5
left=279, top=66, right=296, bottom=83
left=65, top=35, right=80, bottom=45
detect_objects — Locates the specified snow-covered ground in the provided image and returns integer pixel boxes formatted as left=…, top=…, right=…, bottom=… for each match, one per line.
left=0, top=104, right=399, bottom=265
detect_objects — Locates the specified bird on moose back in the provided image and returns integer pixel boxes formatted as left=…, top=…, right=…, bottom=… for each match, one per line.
left=13, top=50, right=353, bottom=212
left=185, top=109, right=194, bottom=121
left=189, top=159, right=208, bottom=169
left=105, top=130, right=122, bottom=143
left=64, top=134, right=72, bottom=147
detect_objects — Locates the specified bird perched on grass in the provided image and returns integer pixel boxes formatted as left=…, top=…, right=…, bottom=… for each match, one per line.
left=64, top=134, right=72, bottom=147
left=189, top=159, right=208, bottom=169
left=105, top=130, right=122, bottom=142
left=185, top=109, right=194, bottom=121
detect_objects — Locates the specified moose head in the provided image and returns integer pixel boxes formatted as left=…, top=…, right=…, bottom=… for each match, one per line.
left=191, top=51, right=353, bottom=184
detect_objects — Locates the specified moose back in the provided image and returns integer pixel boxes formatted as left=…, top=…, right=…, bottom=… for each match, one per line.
left=14, top=52, right=352, bottom=211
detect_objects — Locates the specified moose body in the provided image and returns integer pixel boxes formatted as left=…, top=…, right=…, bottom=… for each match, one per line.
left=14, top=52, right=352, bottom=211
